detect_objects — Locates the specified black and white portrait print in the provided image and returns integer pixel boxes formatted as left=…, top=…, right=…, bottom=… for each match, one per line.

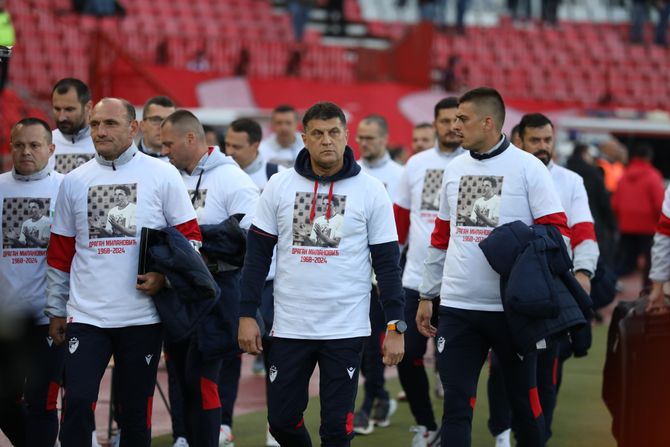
left=292, top=192, right=347, bottom=248
left=88, top=183, right=138, bottom=239
left=456, top=175, right=503, bottom=228
left=2, top=197, right=52, bottom=249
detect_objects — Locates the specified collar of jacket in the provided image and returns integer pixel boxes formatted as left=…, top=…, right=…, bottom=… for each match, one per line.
left=60, top=126, right=92, bottom=144
left=244, top=153, right=264, bottom=175
left=469, top=134, right=509, bottom=161
left=95, top=143, right=138, bottom=168
left=138, top=138, right=163, bottom=157
left=12, top=164, right=52, bottom=182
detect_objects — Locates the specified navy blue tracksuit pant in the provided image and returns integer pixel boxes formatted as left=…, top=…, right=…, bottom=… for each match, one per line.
left=266, top=337, right=364, bottom=447
left=436, top=307, right=545, bottom=447
left=397, top=289, right=440, bottom=431
left=59, top=323, right=162, bottom=447
left=487, top=342, right=560, bottom=444
left=359, top=286, right=389, bottom=414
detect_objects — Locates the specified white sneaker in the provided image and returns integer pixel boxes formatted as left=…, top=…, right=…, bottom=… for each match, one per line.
left=495, top=428, right=511, bottom=447
left=410, top=425, right=441, bottom=447
left=110, top=429, right=120, bottom=447
left=266, top=424, right=280, bottom=447
left=91, top=431, right=101, bottom=447
left=173, top=436, right=189, bottom=447
left=219, top=425, right=235, bottom=447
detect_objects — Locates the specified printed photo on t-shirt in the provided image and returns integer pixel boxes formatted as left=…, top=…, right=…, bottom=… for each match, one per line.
left=421, top=169, right=444, bottom=211
left=2, top=197, right=52, bottom=249
left=456, top=175, right=503, bottom=228
left=189, top=188, right=208, bottom=223
left=55, top=153, right=93, bottom=174
left=292, top=192, right=347, bottom=248
left=88, top=183, right=138, bottom=239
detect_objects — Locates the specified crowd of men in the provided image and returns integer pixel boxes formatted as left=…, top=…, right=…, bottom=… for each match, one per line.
left=0, top=77, right=668, bottom=447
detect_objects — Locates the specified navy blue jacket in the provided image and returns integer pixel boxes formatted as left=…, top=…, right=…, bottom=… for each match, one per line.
left=479, top=220, right=592, bottom=354
left=147, top=227, right=219, bottom=343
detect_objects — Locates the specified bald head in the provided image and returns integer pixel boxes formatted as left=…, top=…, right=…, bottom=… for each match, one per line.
left=160, top=110, right=209, bottom=173
left=90, top=98, right=139, bottom=160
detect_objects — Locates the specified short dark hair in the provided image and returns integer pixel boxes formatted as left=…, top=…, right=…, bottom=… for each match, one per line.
left=510, top=124, right=520, bottom=139
left=162, top=109, right=205, bottom=140
left=414, top=122, right=433, bottom=130
left=482, top=176, right=497, bottom=188
left=273, top=104, right=297, bottom=116
left=361, top=114, right=388, bottom=136
left=28, top=199, right=45, bottom=209
left=458, top=87, right=506, bottom=131
left=114, top=185, right=131, bottom=196
left=518, top=113, right=553, bottom=138
left=302, top=102, right=346, bottom=129
left=631, top=142, right=653, bottom=160
left=572, top=142, right=590, bottom=159
left=120, top=98, right=136, bottom=122
left=229, top=118, right=262, bottom=144
left=142, top=96, right=176, bottom=118
left=11, top=118, right=53, bottom=145
left=52, top=78, right=91, bottom=105
left=434, top=97, right=459, bottom=119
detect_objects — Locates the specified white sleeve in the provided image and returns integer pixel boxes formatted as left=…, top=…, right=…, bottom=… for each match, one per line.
left=570, top=177, right=599, bottom=274
left=51, top=179, right=77, bottom=237
left=437, top=168, right=452, bottom=222
left=650, top=232, right=670, bottom=282
left=419, top=245, right=446, bottom=298
left=526, top=161, right=564, bottom=220
left=161, top=167, right=198, bottom=226
left=252, top=174, right=279, bottom=235
left=224, top=174, right=260, bottom=230
left=394, top=165, right=411, bottom=209
left=367, top=180, right=398, bottom=245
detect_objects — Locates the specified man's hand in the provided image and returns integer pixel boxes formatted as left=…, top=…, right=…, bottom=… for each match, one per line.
left=646, top=281, right=669, bottom=314
left=574, top=271, right=592, bottom=296
left=49, top=317, right=67, bottom=346
left=416, top=299, right=436, bottom=338
left=136, top=272, right=166, bottom=295
left=239, top=317, right=263, bottom=354
left=382, top=331, right=404, bottom=366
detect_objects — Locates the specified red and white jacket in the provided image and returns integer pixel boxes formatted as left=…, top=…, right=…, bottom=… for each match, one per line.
left=650, top=185, right=670, bottom=283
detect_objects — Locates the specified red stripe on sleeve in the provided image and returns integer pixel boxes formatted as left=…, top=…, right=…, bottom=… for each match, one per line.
left=570, top=221, right=596, bottom=250
left=430, top=217, right=451, bottom=250
left=393, top=204, right=411, bottom=245
left=534, top=212, right=570, bottom=238
left=174, top=218, right=202, bottom=242
left=657, top=213, right=670, bottom=237
left=47, top=233, right=76, bottom=273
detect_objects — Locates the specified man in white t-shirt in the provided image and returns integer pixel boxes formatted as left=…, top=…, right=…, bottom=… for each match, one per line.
left=417, top=88, right=570, bottom=447
left=160, top=109, right=259, bottom=447
left=238, top=101, right=406, bottom=447
left=258, top=104, right=303, bottom=167
left=50, top=78, right=96, bottom=174
left=0, top=118, right=64, bottom=447
left=46, top=98, right=201, bottom=446
left=393, top=97, right=464, bottom=447
left=487, top=113, right=599, bottom=447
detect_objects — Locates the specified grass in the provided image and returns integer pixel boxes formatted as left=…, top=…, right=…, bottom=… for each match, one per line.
left=153, top=324, right=615, bottom=446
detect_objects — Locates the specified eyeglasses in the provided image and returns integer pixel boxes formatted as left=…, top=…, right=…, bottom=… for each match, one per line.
left=143, top=116, right=167, bottom=125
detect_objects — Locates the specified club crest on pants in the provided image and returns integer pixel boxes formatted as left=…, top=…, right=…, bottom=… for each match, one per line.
left=46, top=336, right=53, bottom=347
left=269, top=365, right=278, bottom=383
left=437, top=336, right=445, bottom=353
left=68, top=337, right=79, bottom=354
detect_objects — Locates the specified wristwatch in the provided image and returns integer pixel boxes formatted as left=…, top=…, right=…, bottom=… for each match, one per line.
left=575, top=269, right=593, bottom=279
left=387, top=320, right=408, bottom=334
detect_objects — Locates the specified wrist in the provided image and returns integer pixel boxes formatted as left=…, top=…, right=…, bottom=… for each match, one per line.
left=575, top=269, right=593, bottom=279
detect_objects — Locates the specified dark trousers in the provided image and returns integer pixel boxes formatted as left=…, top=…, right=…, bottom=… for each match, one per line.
left=218, top=351, right=241, bottom=427
left=165, top=340, right=188, bottom=440
left=616, top=233, right=653, bottom=279
left=59, top=323, right=162, bottom=447
left=397, top=289, right=439, bottom=430
left=436, top=307, right=544, bottom=447
left=487, top=342, right=559, bottom=443
left=165, top=336, right=223, bottom=447
left=359, top=287, right=388, bottom=414
left=0, top=322, right=66, bottom=447
left=266, top=337, right=364, bottom=447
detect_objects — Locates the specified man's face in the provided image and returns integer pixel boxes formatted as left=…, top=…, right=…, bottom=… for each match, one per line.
left=482, top=179, right=494, bottom=198
left=302, top=117, right=348, bottom=173
left=52, top=88, right=91, bottom=135
left=272, top=111, right=298, bottom=145
left=114, top=188, right=128, bottom=207
left=356, top=121, right=387, bottom=162
left=453, top=102, right=486, bottom=152
left=434, top=107, right=462, bottom=151
left=411, top=127, right=435, bottom=153
left=140, top=104, right=176, bottom=151
left=10, top=124, right=55, bottom=175
left=521, top=124, right=554, bottom=166
left=160, top=122, right=193, bottom=170
left=28, top=202, right=43, bottom=219
left=225, top=129, right=258, bottom=169
left=90, top=100, right=138, bottom=160
left=75, top=156, right=88, bottom=167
